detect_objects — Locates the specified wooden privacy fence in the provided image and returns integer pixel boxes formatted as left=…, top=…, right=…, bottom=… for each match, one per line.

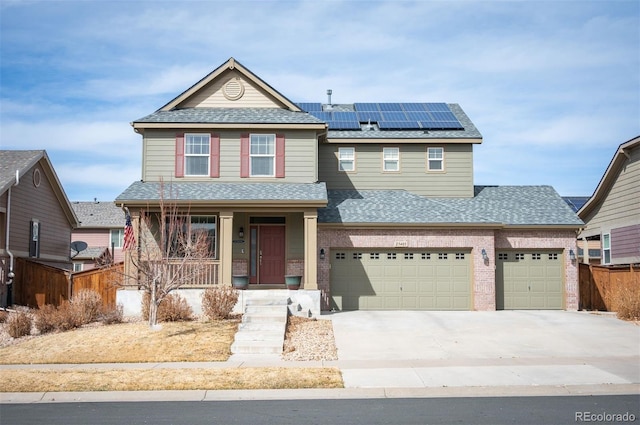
left=579, top=263, right=640, bottom=311
left=71, top=263, right=123, bottom=310
left=13, top=258, right=70, bottom=308
left=12, top=258, right=123, bottom=309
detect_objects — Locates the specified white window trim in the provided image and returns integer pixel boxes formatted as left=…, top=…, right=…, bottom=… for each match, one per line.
left=427, top=147, right=445, bottom=172
left=602, top=233, right=611, bottom=264
left=167, top=215, right=218, bottom=259
left=73, top=263, right=83, bottom=272
left=382, top=147, right=400, bottom=172
left=250, top=134, right=276, bottom=177
left=338, top=147, right=356, bottom=172
left=185, top=133, right=211, bottom=176
left=110, top=228, right=124, bottom=248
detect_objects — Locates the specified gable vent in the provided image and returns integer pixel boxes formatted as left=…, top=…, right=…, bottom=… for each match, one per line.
left=223, top=78, right=245, bottom=101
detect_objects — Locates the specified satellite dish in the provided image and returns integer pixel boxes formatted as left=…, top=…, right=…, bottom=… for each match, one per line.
left=70, top=241, right=88, bottom=257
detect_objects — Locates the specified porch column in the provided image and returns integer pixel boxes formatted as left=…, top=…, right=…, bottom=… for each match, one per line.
left=218, top=210, right=233, bottom=287
left=303, top=210, right=318, bottom=289
left=123, top=210, right=140, bottom=287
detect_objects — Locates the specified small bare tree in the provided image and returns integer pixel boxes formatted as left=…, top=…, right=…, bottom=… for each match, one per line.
left=122, top=184, right=213, bottom=329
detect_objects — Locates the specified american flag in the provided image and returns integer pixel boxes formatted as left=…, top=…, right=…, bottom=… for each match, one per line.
left=123, top=211, right=136, bottom=250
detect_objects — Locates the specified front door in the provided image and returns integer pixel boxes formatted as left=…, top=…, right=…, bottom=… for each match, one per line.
left=250, top=225, right=286, bottom=284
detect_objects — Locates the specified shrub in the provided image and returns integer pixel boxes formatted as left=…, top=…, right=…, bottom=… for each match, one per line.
left=34, top=304, right=58, bottom=334
left=7, top=310, right=32, bottom=338
left=100, top=304, right=124, bottom=325
left=0, top=310, right=8, bottom=323
left=613, top=284, right=640, bottom=321
left=71, top=289, right=103, bottom=324
left=202, top=287, right=239, bottom=320
left=53, top=301, right=84, bottom=332
left=142, top=292, right=193, bottom=322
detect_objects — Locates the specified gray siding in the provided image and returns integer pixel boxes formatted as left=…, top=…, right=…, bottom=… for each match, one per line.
left=8, top=163, right=72, bottom=262
left=318, top=143, right=474, bottom=197
left=142, top=129, right=318, bottom=183
left=611, top=224, right=640, bottom=264
left=584, top=144, right=640, bottom=235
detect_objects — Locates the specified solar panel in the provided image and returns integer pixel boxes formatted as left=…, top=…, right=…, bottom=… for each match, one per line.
left=430, top=111, right=458, bottom=121
left=424, top=103, right=450, bottom=112
left=356, top=111, right=383, bottom=122
left=354, top=103, right=380, bottom=111
left=420, top=121, right=464, bottom=130
left=328, top=121, right=361, bottom=130
left=308, top=111, right=332, bottom=121
left=400, top=103, right=427, bottom=112
left=378, top=121, right=421, bottom=130
left=332, top=111, right=358, bottom=121
left=297, top=102, right=323, bottom=112
left=405, top=111, right=431, bottom=121
left=381, top=111, right=408, bottom=121
left=378, top=103, right=403, bottom=111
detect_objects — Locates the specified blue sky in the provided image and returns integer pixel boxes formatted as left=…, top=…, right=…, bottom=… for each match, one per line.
left=1, top=0, right=638, bottom=202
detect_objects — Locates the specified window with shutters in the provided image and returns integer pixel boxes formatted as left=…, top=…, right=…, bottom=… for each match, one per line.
left=250, top=134, right=275, bottom=177
left=185, top=134, right=210, bottom=176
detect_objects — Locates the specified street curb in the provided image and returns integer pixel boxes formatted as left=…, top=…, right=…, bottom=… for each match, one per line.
left=2, top=384, right=638, bottom=404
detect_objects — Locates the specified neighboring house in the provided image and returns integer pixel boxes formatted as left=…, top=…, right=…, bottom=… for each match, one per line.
left=578, top=135, right=640, bottom=266
left=0, top=150, right=79, bottom=305
left=116, top=57, right=583, bottom=313
left=71, top=200, right=125, bottom=271
left=563, top=196, right=601, bottom=264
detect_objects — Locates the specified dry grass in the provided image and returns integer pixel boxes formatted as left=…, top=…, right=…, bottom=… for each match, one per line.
left=0, top=320, right=240, bottom=364
left=0, top=367, right=343, bottom=392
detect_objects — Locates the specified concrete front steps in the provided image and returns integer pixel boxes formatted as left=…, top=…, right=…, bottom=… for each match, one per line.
left=230, top=296, right=289, bottom=355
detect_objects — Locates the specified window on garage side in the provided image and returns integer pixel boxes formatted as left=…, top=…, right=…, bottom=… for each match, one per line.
left=382, top=147, right=400, bottom=172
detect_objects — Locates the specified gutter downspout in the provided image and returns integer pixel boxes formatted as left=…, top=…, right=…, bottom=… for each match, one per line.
left=4, top=171, right=19, bottom=306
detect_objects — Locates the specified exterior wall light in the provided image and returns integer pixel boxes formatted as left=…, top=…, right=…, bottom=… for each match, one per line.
left=569, top=249, right=576, bottom=261
left=320, top=248, right=325, bottom=260
left=481, top=248, right=489, bottom=261
left=238, top=227, right=244, bottom=239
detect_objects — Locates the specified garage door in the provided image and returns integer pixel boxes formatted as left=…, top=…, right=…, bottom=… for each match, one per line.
left=330, top=249, right=471, bottom=310
left=496, top=250, right=564, bottom=310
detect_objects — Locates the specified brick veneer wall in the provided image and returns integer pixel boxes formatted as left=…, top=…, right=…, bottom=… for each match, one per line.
left=318, top=227, right=579, bottom=311
left=317, top=228, right=496, bottom=311
left=496, top=229, right=579, bottom=310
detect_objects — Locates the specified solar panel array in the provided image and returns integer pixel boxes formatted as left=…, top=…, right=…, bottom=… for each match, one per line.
left=297, top=102, right=464, bottom=130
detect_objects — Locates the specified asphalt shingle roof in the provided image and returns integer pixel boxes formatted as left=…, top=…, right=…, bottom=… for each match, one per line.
left=319, top=186, right=584, bottom=226
left=72, top=246, right=109, bottom=260
left=116, top=181, right=328, bottom=203
left=71, top=201, right=124, bottom=227
left=134, top=108, right=325, bottom=125
left=0, top=150, right=44, bottom=193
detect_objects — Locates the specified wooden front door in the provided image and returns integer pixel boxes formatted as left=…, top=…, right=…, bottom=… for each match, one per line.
left=250, top=225, right=286, bottom=284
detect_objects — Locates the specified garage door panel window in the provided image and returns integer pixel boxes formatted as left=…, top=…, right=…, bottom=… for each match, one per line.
left=422, top=253, right=431, bottom=260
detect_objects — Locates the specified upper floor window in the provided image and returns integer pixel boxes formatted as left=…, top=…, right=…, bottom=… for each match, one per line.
left=602, top=233, right=611, bottom=264
left=185, top=134, right=210, bottom=176
left=338, top=147, right=355, bottom=172
left=250, top=134, right=275, bottom=177
left=110, top=229, right=124, bottom=248
left=383, top=147, right=400, bottom=172
left=427, top=147, right=444, bottom=171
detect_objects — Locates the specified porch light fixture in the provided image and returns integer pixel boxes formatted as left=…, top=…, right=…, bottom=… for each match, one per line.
left=320, top=248, right=325, bottom=260
left=569, top=249, right=576, bottom=261
left=238, top=227, right=244, bottom=239
left=481, top=248, right=489, bottom=261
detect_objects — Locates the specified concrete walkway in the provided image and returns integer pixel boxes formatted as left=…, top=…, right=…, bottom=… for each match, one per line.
left=1, top=310, right=639, bottom=403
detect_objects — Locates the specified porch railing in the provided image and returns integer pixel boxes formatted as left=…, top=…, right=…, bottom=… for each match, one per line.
left=144, top=259, right=219, bottom=287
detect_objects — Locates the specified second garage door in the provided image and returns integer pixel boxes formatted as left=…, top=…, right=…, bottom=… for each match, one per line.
left=330, top=249, right=471, bottom=311
left=496, top=250, right=564, bottom=310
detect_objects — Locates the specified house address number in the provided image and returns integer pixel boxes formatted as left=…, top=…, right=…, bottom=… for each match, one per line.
left=394, top=241, right=408, bottom=247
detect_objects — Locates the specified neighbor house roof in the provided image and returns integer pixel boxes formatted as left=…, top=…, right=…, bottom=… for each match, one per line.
left=72, top=201, right=124, bottom=228
left=0, top=150, right=79, bottom=227
left=71, top=246, right=110, bottom=261
left=319, top=186, right=583, bottom=227
left=578, top=135, right=640, bottom=219
left=116, top=182, right=328, bottom=207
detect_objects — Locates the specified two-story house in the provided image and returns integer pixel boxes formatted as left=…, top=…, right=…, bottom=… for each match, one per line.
left=71, top=200, right=126, bottom=271
left=116, top=58, right=583, bottom=314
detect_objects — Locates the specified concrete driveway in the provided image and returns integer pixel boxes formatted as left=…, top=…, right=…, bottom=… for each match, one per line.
left=327, top=310, right=640, bottom=390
